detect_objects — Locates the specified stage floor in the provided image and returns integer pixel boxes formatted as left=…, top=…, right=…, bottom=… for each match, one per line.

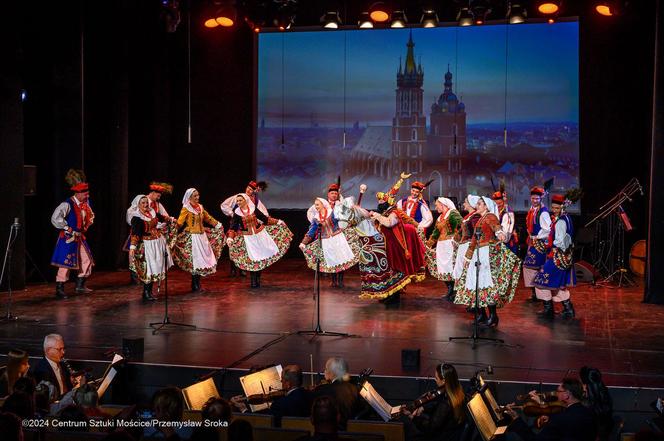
left=1, top=259, right=663, bottom=388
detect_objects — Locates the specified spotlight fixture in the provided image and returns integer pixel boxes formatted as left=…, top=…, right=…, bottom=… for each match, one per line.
left=537, top=1, right=561, bottom=15
left=215, top=4, right=237, bottom=27
left=204, top=18, right=219, bottom=28
left=369, top=2, right=390, bottom=23
left=420, top=8, right=439, bottom=28
left=457, top=7, right=473, bottom=26
left=471, top=0, right=491, bottom=25
left=390, top=10, right=407, bottom=28
left=358, top=11, right=374, bottom=28
left=321, top=10, right=342, bottom=29
left=506, top=2, right=527, bottom=24
left=273, top=2, right=296, bottom=31
left=595, top=1, right=621, bottom=16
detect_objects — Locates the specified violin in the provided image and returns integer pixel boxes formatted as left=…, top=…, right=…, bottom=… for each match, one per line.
left=244, top=389, right=287, bottom=405
left=512, top=391, right=565, bottom=416
left=399, top=387, right=445, bottom=415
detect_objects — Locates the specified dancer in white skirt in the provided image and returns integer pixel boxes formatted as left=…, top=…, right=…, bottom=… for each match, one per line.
left=172, top=188, right=225, bottom=293
left=298, top=197, right=360, bottom=286
left=128, top=195, right=174, bottom=302
left=226, top=193, right=292, bottom=288
left=426, top=197, right=462, bottom=301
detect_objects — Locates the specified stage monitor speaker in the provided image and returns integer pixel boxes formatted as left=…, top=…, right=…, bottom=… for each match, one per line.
left=24, top=165, right=36, bottom=196
left=122, top=337, right=144, bottom=362
left=401, top=348, right=420, bottom=370
left=575, top=260, right=599, bottom=283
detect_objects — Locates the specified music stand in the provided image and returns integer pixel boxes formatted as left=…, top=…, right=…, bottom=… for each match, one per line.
left=449, top=229, right=505, bottom=349
left=297, top=231, right=356, bottom=340
left=467, top=392, right=509, bottom=441
left=150, top=238, right=196, bottom=334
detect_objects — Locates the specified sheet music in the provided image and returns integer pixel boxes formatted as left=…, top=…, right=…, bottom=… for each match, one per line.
left=239, top=365, right=283, bottom=412
left=97, top=354, right=124, bottom=398
left=181, top=378, right=221, bottom=410
left=468, top=393, right=501, bottom=441
left=359, top=381, right=400, bottom=422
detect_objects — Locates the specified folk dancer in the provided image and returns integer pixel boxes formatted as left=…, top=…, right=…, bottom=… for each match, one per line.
left=396, top=181, right=433, bottom=231
left=353, top=173, right=427, bottom=304
left=171, top=188, right=225, bottom=293
left=452, top=196, right=482, bottom=314
left=326, top=183, right=348, bottom=287
left=533, top=194, right=577, bottom=319
left=127, top=195, right=175, bottom=302
left=226, top=193, right=292, bottom=288
left=425, top=197, right=462, bottom=301
left=454, top=196, right=521, bottom=327
left=523, top=186, right=552, bottom=302
left=492, top=190, right=519, bottom=256
left=299, top=197, right=360, bottom=285
left=50, top=169, right=95, bottom=299
left=221, top=180, right=269, bottom=277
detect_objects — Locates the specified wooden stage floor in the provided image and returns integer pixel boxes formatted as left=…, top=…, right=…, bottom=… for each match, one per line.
left=1, top=259, right=663, bottom=388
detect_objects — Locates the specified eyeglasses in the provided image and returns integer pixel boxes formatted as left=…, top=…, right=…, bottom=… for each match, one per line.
left=50, top=346, right=65, bottom=352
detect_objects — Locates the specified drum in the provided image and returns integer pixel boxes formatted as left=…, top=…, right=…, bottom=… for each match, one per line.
left=629, top=240, right=646, bottom=277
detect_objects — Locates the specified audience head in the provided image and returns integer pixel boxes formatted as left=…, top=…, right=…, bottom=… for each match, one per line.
left=310, top=396, right=339, bottom=434
left=5, top=350, right=29, bottom=392
left=43, top=334, right=65, bottom=363
left=324, top=357, right=349, bottom=383
left=202, top=397, right=232, bottom=423
left=57, top=405, right=88, bottom=431
left=558, top=377, right=585, bottom=405
left=281, top=365, right=303, bottom=391
left=152, top=387, right=184, bottom=422
left=0, top=412, right=23, bottom=441
left=228, top=419, right=253, bottom=441
left=2, top=392, right=35, bottom=419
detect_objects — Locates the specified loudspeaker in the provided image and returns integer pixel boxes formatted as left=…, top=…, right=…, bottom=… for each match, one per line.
left=24, top=165, right=36, bottom=196
left=401, top=349, right=420, bottom=370
left=575, top=260, right=599, bottom=283
left=122, top=338, right=144, bottom=361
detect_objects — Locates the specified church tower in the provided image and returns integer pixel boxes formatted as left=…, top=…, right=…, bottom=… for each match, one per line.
left=392, top=31, right=427, bottom=178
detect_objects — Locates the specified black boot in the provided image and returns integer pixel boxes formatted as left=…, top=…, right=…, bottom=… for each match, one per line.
left=191, top=275, right=204, bottom=293
left=256, top=271, right=261, bottom=288
left=230, top=263, right=237, bottom=277
left=75, top=277, right=92, bottom=294
left=129, top=271, right=139, bottom=285
left=561, top=300, right=575, bottom=319
left=529, top=287, right=539, bottom=302
left=477, top=307, right=489, bottom=324
left=537, top=300, right=555, bottom=319
left=330, top=273, right=338, bottom=287
left=250, top=272, right=257, bottom=288
left=445, top=282, right=455, bottom=302
left=143, top=282, right=156, bottom=302
left=55, top=282, right=68, bottom=299
left=380, top=291, right=401, bottom=306
left=486, top=305, right=499, bottom=327
left=337, top=271, right=344, bottom=288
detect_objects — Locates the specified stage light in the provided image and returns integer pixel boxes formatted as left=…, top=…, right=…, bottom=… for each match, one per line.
left=420, top=9, right=439, bottom=28
left=358, top=11, right=374, bottom=28
left=471, top=1, right=491, bottom=25
left=537, top=2, right=560, bottom=15
left=215, top=5, right=236, bottom=27
left=457, top=7, right=473, bottom=26
left=390, top=10, right=407, bottom=28
left=274, top=4, right=295, bottom=31
left=595, top=1, right=621, bottom=16
left=204, top=18, right=219, bottom=28
left=321, top=10, right=342, bottom=29
left=506, top=2, right=527, bottom=24
left=369, top=2, right=390, bottom=23
left=547, top=17, right=555, bottom=23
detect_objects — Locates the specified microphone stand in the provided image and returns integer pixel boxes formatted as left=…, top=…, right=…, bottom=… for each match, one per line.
left=150, top=234, right=196, bottom=334
left=298, top=224, right=356, bottom=340
left=449, top=228, right=505, bottom=349
left=0, top=220, right=21, bottom=322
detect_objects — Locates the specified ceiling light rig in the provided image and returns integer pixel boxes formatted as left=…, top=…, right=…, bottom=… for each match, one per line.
left=457, top=6, right=474, bottom=26
left=506, top=2, right=527, bottom=24
left=421, top=8, right=439, bottom=28
left=368, top=2, right=390, bottom=24
left=321, top=10, right=342, bottom=29
left=390, top=10, right=408, bottom=28
left=358, top=11, right=373, bottom=28
left=594, top=1, right=622, bottom=17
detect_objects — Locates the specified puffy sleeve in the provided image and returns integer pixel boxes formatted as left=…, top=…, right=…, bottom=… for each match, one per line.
left=176, top=207, right=188, bottom=227
left=302, top=220, right=319, bottom=245
left=129, top=217, right=144, bottom=249
left=419, top=203, right=433, bottom=229
left=501, top=211, right=515, bottom=240
left=51, top=202, right=71, bottom=230
left=553, top=219, right=571, bottom=251
left=536, top=210, right=552, bottom=240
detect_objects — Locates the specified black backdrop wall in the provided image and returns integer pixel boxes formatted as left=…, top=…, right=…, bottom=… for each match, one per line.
left=1, top=1, right=659, bottom=299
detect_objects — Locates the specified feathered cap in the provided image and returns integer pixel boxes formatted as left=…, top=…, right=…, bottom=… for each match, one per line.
left=149, top=181, right=173, bottom=195
left=491, top=191, right=504, bottom=201
left=247, top=180, right=268, bottom=191
left=551, top=194, right=566, bottom=205
left=530, top=186, right=545, bottom=196
left=376, top=172, right=411, bottom=206
left=65, top=169, right=88, bottom=192
left=411, top=181, right=425, bottom=190
left=328, top=183, right=340, bottom=193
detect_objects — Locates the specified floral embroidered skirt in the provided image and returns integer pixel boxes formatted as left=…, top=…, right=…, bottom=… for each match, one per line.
left=454, top=242, right=521, bottom=308
left=301, top=229, right=361, bottom=273
left=130, top=236, right=174, bottom=283
left=426, top=239, right=457, bottom=281
left=171, top=227, right=226, bottom=276
left=228, top=224, right=293, bottom=272
left=357, top=232, right=424, bottom=301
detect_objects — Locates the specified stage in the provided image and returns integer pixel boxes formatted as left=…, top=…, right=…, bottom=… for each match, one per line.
left=0, top=259, right=662, bottom=390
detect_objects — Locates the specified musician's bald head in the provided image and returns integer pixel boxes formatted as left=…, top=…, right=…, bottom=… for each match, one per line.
left=324, top=357, right=349, bottom=382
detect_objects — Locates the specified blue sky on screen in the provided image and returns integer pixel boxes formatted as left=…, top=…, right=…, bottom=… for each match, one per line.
left=258, top=22, right=578, bottom=126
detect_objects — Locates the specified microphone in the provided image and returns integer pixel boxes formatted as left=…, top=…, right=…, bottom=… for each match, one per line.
left=13, top=218, right=20, bottom=229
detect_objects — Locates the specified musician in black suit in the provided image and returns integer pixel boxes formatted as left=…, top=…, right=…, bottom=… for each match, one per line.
left=31, top=334, right=74, bottom=399
left=270, top=364, right=312, bottom=427
left=313, top=357, right=362, bottom=430
left=506, top=377, right=598, bottom=441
